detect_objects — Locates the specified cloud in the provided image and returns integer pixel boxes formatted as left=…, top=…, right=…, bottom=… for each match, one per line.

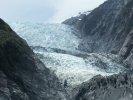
left=0, top=0, right=105, bottom=22
left=0, top=0, right=59, bottom=22
left=50, top=0, right=106, bottom=23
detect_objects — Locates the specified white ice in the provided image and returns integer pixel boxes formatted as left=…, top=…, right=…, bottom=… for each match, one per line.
left=10, top=22, right=125, bottom=87
left=10, top=22, right=80, bottom=51
left=36, top=51, right=124, bottom=87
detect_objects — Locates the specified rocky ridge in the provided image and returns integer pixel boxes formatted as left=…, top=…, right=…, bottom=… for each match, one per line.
left=119, top=30, right=133, bottom=69
left=63, top=0, right=133, bottom=53
left=72, top=72, right=133, bottom=100
left=63, top=0, right=133, bottom=99
left=0, top=18, right=68, bottom=100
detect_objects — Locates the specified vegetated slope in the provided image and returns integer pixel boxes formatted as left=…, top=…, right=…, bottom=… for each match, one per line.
left=63, top=0, right=133, bottom=53
left=0, top=19, right=68, bottom=100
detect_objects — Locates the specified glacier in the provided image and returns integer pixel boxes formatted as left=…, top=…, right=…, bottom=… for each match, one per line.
left=9, top=22, right=126, bottom=87
left=36, top=51, right=124, bottom=87
left=10, top=22, right=80, bottom=51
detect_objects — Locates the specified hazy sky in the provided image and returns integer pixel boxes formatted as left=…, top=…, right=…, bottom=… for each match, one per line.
left=0, top=0, right=106, bottom=23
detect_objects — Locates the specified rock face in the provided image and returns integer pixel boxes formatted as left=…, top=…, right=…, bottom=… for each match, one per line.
left=72, top=72, right=133, bottom=100
left=119, top=30, right=133, bottom=68
left=62, top=0, right=133, bottom=99
left=63, top=0, right=133, bottom=53
left=0, top=19, right=67, bottom=100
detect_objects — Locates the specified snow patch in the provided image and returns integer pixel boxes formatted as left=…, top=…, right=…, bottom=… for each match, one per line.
left=78, top=19, right=82, bottom=21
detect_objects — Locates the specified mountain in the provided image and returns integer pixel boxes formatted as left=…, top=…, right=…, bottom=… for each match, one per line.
left=62, top=0, right=133, bottom=99
left=1, top=0, right=133, bottom=99
left=63, top=0, right=133, bottom=53
left=0, top=19, right=68, bottom=100
left=9, top=22, right=125, bottom=88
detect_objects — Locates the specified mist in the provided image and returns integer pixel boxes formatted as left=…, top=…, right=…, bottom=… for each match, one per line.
left=0, top=0, right=106, bottom=22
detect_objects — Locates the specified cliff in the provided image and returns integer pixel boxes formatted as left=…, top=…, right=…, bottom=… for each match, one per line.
left=0, top=18, right=67, bottom=100
left=63, top=0, right=133, bottom=53
left=119, top=30, right=133, bottom=69
left=72, top=72, right=133, bottom=100
left=63, top=0, right=133, bottom=99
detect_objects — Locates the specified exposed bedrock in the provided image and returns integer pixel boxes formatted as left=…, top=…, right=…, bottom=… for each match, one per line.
left=0, top=18, right=68, bottom=100
left=63, top=0, right=133, bottom=53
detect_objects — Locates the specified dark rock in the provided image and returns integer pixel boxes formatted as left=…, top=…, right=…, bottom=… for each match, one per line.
left=62, top=0, right=133, bottom=99
left=63, top=0, right=133, bottom=53
left=119, top=30, right=133, bottom=69
left=72, top=72, right=133, bottom=100
left=0, top=18, right=68, bottom=100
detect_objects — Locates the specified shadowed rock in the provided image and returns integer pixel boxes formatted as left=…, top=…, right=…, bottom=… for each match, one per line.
left=72, top=72, right=133, bottom=100
left=119, top=30, right=133, bottom=69
left=0, top=18, right=68, bottom=100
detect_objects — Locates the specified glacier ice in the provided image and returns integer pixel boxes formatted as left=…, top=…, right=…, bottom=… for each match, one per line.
left=36, top=51, right=124, bottom=87
left=10, top=22, right=80, bottom=51
left=9, top=22, right=125, bottom=87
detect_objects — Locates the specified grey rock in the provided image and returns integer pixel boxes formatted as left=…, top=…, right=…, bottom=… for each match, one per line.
left=63, top=1, right=133, bottom=99
left=63, top=0, right=133, bottom=53
left=119, top=30, right=133, bottom=69
left=72, top=72, right=133, bottom=100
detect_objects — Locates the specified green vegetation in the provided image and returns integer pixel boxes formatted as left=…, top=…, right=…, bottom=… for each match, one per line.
left=0, top=31, right=13, bottom=45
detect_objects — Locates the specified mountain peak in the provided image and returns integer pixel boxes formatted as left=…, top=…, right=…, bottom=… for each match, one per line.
left=63, top=0, right=133, bottom=53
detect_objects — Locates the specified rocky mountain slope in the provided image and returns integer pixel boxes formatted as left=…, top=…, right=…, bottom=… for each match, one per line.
left=63, top=0, right=133, bottom=53
left=72, top=72, right=133, bottom=100
left=1, top=0, right=133, bottom=99
left=119, top=30, right=133, bottom=69
left=0, top=19, right=68, bottom=100
left=63, top=0, right=133, bottom=99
